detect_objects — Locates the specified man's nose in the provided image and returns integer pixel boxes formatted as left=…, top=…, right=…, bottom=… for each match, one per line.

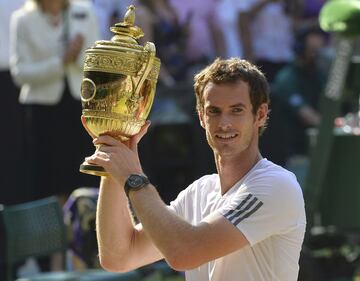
left=218, top=114, right=232, bottom=130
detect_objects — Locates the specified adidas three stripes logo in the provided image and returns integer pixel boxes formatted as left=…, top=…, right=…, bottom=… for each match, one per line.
left=224, top=194, right=263, bottom=226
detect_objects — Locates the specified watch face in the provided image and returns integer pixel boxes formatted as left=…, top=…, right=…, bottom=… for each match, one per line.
left=125, top=174, right=149, bottom=197
left=129, top=175, right=144, bottom=187
left=128, top=174, right=149, bottom=188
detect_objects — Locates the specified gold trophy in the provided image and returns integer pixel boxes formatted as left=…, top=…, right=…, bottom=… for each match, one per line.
left=79, top=5, right=161, bottom=176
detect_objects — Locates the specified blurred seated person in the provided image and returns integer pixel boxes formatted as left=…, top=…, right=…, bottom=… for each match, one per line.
left=137, top=0, right=189, bottom=86
left=272, top=27, right=328, bottom=177
left=63, top=188, right=99, bottom=269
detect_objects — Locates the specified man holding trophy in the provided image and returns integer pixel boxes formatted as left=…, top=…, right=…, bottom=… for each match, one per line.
left=81, top=5, right=305, bottom=281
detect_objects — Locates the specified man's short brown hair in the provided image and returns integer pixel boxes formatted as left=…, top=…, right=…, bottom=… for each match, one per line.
left=194, top=58, right=270, bottom=134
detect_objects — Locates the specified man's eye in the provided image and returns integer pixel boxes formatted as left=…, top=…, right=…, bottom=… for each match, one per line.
left=207, top=108, right=219, bottom=114
left=232, top=108, right=243, bottom=113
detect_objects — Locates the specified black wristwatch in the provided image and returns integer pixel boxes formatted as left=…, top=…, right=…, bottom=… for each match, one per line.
left=124, top=174, right=150, bottom=197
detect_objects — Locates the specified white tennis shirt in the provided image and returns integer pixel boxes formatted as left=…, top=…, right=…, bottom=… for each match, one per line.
left=169, top=158, right=306, bottom=281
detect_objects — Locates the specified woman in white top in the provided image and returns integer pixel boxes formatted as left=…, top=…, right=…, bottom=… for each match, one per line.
left=10, top=0, right=100, bottom=202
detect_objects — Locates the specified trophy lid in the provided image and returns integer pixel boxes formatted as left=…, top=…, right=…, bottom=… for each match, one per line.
left=83, top=4, right=160, bottom=77
left=109, top=5, right=144, bottom=44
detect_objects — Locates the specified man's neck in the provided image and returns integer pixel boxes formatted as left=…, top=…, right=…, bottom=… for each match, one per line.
left=216, top=150, right=262, bottom=195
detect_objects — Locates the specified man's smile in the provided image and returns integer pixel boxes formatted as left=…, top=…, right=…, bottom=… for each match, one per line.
left=215, top=132, right=239, bottom=140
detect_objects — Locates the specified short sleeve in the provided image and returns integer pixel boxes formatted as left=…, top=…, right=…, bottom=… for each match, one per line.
left=168, top=188, right=187, bottom=218
left=168, top=174, right=218, bottom=222
left=168, top=179, right=199, bottom=218
left=218, top=172, right=305, bottom=246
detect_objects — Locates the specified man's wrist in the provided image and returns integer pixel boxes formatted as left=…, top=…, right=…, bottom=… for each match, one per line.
left=124, top=174, right=150, bottom=197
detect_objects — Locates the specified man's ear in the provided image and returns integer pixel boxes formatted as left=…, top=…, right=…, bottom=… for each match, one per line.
left=198, top=110, right=206, bottom=129
left=257, top=103, right=269, bottom=127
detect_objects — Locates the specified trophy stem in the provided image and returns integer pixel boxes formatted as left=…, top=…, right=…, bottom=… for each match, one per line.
left=79, top=161, right=108, bottom=177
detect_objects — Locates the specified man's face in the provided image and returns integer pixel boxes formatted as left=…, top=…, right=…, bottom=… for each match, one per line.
left=198, top=81, right=267, bottom=158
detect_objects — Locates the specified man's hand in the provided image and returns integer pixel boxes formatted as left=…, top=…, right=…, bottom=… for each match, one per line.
left=86, top=121, right=151, bottom=186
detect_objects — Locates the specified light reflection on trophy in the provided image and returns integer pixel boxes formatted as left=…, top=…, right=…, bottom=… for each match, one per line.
left=79, top=5, right=161, bottom=176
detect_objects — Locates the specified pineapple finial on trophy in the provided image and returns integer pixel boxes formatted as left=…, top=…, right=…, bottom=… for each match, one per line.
left=124, top=5, right=136, bottom=25
left=110, top=5, right=144, bottom=43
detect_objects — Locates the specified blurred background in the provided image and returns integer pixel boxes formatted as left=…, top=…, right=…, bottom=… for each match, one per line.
left=1, top=0, right=360, bottom=280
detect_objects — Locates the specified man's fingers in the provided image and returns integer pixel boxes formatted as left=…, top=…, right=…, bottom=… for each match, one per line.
left=140, top=120, right=151, bottom=137
left=93, top=134, right=124, bottom=147
left=86, top=151, right=109, bottom=164
left=97, top=144, right=120, bottom=153
left=129, top=120, right=151, bottom=150
left=90, top=121, right=151, bottom=151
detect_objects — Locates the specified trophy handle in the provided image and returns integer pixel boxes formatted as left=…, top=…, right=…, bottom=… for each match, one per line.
left=134, top=42, right=156, bottom=98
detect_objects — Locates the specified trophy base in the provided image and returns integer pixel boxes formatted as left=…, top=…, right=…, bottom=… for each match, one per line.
left=79, top=161, right=108, bottom=177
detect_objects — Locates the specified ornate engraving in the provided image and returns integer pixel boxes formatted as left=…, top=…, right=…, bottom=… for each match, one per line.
left=148, top=60, right=161, bottom=81
left=126, top=95, right=144, bottom=114
left=84, top=51, right=160, bottom=81
left=84, top=51, right=142, bottom=75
